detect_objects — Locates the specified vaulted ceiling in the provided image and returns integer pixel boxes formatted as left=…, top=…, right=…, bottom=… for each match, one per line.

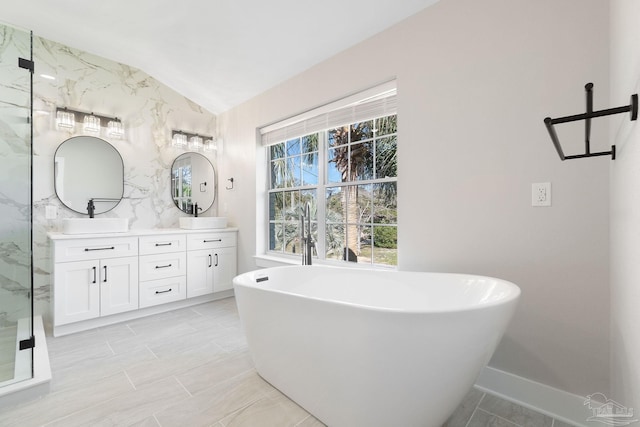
left=1, top=0, right=439, bottom=113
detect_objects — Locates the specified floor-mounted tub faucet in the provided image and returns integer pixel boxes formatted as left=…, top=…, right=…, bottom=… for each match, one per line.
left=301, top=202, right=314, bottom=265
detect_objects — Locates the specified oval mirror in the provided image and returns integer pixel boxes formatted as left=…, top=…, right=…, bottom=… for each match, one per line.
left=54, top=136, right=124, bottom=215
left=171, top=152, right=216, bottom=214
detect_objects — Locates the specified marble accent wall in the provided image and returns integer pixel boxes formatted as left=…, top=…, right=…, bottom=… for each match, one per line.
left=0, top=25, right=32, bottom=326
left=30, top=36, right=218, bottom=323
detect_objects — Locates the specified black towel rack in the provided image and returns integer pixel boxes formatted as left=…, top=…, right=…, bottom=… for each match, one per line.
left=544, top=83, right=638, bottom=160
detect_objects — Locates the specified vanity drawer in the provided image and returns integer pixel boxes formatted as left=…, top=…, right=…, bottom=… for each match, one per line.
left=139, top=234, right=186, bottom=255
left=139, top=252, right=186, bottom=281
left=139, top=276, right=186, bottom=308
left=187, top=232, right=237, bottom=251
left=53, top=237, right=138, bottom=262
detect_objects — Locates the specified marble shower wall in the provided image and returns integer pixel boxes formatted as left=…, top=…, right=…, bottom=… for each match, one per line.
left=0, top=25, right=32, bottom=326
left=31, top=36, right=218, bottom=323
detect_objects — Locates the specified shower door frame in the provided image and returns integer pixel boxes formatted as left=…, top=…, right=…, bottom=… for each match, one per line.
left=0, top=25, right=35, bottom=389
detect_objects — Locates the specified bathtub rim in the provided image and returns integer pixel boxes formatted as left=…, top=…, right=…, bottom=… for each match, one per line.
left=233, top=264, right=521, bottom=315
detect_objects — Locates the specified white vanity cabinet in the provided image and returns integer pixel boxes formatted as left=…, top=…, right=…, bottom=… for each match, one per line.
left=49, top=228, right=237, bottom=336
left=138, top=234, right=187, bottom=308
left=52, top=237, right=139, bottom=326
left=186, top=231, right=237, bottom=297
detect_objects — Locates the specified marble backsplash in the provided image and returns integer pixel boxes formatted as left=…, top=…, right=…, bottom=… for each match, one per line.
left=19, top=30, right=216, bottom=324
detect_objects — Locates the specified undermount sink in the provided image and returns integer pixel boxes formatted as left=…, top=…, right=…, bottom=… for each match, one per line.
left=179, top=217, right=228, bottom=230
left=62, top=218, right=129, bottom=234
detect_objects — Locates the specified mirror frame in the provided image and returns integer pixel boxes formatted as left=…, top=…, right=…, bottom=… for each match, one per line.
left=54, top=136, right=124, bottom=215
left=171, top=152, right=216, bottom=215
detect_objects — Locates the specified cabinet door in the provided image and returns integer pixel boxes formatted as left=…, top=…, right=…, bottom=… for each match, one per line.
left=187, top=249, right=214, bottom=297
left=100, top=256, right=139, bottom=316
left=54, top=260, right=100, bottom=325
left=212, top=246, right=237, bottom=292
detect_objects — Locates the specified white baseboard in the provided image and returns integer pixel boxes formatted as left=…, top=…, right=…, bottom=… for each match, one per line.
left=475, top=366, right=594, bottom=427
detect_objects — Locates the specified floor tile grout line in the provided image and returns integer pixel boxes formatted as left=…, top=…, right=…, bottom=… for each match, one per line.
left=146, top=344, right=160, bottom=360
left=463, top=391, right=486, bottom=427
left=294, top=414, right=312, bottom=426
left=190, top=306, right=204, bottom=316
left=123, top=369, right=137, bottom=390
left=182, top=365, right=261, bottom=400
left=464, top=407, right=479, bottom=427
left=476, top=407, right=523, bottom=427
left=105, top=339, right=116, bottom=356
left=173, top=375, right=193, bottom=397
left=216, top=393, right=271, bottom=427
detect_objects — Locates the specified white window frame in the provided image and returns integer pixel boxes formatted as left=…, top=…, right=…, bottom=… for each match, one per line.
left=258, top=81, right=398, bottom=269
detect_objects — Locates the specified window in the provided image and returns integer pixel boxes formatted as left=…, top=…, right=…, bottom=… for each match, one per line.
left=263, top=84, right=397, bottom=267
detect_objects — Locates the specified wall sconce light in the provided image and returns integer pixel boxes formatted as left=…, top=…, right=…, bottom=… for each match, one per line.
left=83, top=114, right=101, bottom=134
left=203, top=138, right=217, bottom=152
left=56, top=109, right=75, bottom=130
left=172, top=129, right=216, bottom=152
left=188, top=135, right=203, bottom=150
left=55, top=107, right=125, bottom=139
left=107, top=119, right=125, bottom=138
left=171, top=131, right=188, bottom=148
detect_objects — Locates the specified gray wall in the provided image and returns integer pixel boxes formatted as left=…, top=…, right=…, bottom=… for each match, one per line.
left=217, top=0, right=610, bottom=396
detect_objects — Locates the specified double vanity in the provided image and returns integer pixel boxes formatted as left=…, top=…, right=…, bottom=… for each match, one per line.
left=48, top=223, right=237, bottom=337
left=50, top=134, right=230, bottom=336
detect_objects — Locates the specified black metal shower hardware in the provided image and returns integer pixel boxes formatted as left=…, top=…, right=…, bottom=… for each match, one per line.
left=544, top=83, right=638, bottom=161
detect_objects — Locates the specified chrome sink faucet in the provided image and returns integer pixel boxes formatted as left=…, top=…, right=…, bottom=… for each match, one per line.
left=301, top=202, right=314, bottom=265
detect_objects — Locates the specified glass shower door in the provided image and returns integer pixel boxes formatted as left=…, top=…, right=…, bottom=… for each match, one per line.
left=0, top=23, right=34, bottom=388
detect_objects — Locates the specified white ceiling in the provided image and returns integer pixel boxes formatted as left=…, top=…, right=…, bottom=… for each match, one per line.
left=1, top=0, right=439, bottom=114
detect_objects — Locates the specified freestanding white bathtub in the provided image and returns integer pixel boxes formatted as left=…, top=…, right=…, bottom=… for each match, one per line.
left=233, top=265, right=520, bottom=427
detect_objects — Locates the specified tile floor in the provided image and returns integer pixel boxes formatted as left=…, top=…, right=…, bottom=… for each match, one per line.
left=0, top=297, right=573, bottom=426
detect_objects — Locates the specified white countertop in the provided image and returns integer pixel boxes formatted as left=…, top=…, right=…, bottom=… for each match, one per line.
left=47, top=227, right=239, bottom=240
